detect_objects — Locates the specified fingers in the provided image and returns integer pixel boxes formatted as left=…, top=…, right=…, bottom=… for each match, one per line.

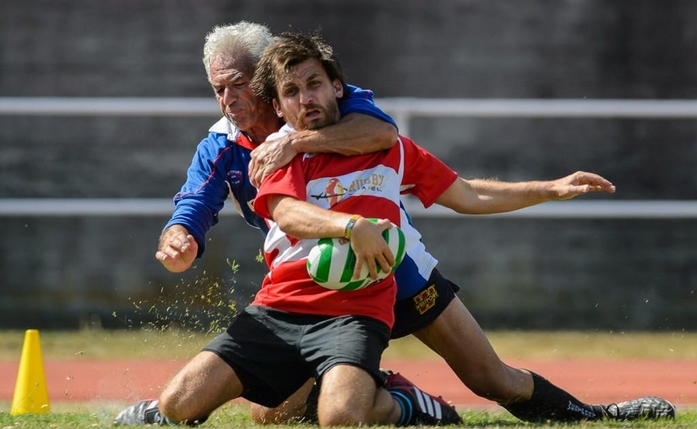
left=350, top=218, right=396, bottom=280
left=249, top=159, right=261, bottom=188
left=249, top=161, right=262, bottom=188
left=248, top=154, right=273, bottom=188
left=353, top=253, right=392, bottom=280
left=155, top=234, right=197, bottom=273
left=574, top=171, right=616, bottom=192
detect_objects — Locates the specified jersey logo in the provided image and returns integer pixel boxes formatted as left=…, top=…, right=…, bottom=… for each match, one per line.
left=227, top=170, right=244, bottom=185
left=323, top=177, right=346, bottom=206
left=310, top=174, right=387, bottom=208
left=413, top=284, right=439, bottom=315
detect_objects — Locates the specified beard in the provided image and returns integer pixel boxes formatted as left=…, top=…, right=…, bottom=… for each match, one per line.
left=299, top=102, right=340, bottom=130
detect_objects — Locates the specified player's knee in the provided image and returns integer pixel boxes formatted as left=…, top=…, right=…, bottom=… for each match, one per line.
left=158, top=385, right=198, bottom=424
left=319, top=403, right=368, bottom=427
left=157, top=390, right=182, bottom=422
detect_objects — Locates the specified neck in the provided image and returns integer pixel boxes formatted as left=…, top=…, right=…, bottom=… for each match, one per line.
left=243, top=113, right=282, bottom=145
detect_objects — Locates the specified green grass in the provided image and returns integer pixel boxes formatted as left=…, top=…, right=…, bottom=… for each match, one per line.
left=1, top=329, right=696, bottom=428
left=2, top=329, right=697, bottom=360
left=1, top=402, right=695, bottom=429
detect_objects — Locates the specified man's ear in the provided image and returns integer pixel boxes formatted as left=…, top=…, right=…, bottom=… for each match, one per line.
left=272, top=99, right=283, bottom=118
left=333, top=80, right=343, bottom=98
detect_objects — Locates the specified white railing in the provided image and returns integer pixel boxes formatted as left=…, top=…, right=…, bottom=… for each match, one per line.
left=3, top=97, right=697, bottom=134
left=1, top=198, right=696, bottom=219
left=2, top=97, right=696, bottom=218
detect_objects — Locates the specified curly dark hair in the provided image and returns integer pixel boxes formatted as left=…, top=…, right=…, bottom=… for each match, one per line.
left=251, top=30, right=346, bottom=104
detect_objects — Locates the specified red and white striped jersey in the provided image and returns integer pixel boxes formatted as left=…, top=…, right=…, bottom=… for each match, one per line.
left=252, top=126, right=457, bottom=327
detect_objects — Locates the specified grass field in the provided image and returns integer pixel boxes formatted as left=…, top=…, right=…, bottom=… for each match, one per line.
left=2, top=328, right=697, bottom=360
left=1, top=402, right=694, bottom=429
left=1, top=329, right=696, bottom=428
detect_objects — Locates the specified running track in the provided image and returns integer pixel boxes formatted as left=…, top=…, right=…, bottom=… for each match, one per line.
left=1, top=358, right=695, bottom=409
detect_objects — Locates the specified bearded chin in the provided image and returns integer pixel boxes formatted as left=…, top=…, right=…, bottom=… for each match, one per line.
left=304, top=119, right=324, bottom=130
left=301, top=108, right=340, bottom=130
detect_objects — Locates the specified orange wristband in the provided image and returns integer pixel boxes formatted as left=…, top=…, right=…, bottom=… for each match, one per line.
left=343, top=214, right=361, bottom=240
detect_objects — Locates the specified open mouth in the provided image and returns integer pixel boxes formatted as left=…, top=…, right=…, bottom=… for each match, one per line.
left=303, top=109, right=322, bottom=121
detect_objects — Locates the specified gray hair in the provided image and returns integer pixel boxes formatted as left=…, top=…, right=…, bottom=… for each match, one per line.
left=202, top=21, right=274, bottom=83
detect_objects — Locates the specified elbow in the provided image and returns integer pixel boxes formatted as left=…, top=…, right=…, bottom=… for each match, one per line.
left=453, top=206, right=479, bottom=215
left=380, top=124, right=398, bottom=149
left=273, top=215, right=293, bottom=235
left=447, top=201, right=486, bottom=215
left=273, top=214, right=306, bottom=238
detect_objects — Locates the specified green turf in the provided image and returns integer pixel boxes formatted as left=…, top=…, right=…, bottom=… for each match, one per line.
left=0, top=402, right=694, bottom=429
left=2, top=329, right=696, bottom=360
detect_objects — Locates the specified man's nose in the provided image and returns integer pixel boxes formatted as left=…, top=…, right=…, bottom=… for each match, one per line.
left=299, top=89, right=314, bottom=105
left=222, top=87, right=238, bottom=105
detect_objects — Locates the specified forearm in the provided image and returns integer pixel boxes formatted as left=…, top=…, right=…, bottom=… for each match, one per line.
left=269, top=196, right=351, bottom=239
left=290, top=113, right=397, bottom=156
left=437, top=171, right=615, bottom=215
left=436, top=178, right=554, bottom=215
left=467, top=179, right=553, bottom=212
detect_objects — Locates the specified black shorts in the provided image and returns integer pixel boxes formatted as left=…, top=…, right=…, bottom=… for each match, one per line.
left=390, top=268, right=460, bottom=339
left=203, top=305, right=390, bottom=408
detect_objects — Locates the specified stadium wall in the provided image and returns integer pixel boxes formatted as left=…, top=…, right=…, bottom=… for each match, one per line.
left=1, top=0, right=696, bottom=330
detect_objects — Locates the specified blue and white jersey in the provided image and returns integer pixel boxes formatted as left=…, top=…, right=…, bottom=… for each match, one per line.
left=164, top=85, right=440, bottom=299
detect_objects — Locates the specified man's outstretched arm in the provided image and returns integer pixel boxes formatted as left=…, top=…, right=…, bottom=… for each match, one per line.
left=435, top=170, right=616, bottom=215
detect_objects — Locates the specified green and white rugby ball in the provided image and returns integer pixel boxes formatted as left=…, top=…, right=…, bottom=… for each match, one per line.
left=306, top=220, right=406, bottom=291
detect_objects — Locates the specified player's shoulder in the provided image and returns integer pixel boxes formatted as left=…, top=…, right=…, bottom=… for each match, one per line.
left=189, top=117, right=245, bottom=163
left=397, top=134, right=417, bottom=146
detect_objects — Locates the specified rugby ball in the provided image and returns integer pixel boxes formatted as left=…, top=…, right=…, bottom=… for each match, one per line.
left=306, top=220, right=406, bottom=291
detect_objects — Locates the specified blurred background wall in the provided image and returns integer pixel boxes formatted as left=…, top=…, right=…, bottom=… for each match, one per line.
left=1, top=0, right=696, bottom=331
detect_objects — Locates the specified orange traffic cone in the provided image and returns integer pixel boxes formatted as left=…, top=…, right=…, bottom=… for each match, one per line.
left=10, top=329, right=50, bottom=415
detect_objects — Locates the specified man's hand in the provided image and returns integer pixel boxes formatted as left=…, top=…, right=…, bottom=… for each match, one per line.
left=550, top=171, right=616, bottom=200
left=348, top=218, right=395, bottom=280
left=249, top=134, right=299, bottom=187
left=155, top=225, right=198, bottom=273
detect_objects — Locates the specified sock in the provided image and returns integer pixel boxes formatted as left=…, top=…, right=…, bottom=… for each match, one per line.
left=389, top=390, right=414, bottom=426
left=144, top=407, right=172, bottom=425
left=501, top=371, right=606, bottom=423
left=143, top=402, right=179, bottom=426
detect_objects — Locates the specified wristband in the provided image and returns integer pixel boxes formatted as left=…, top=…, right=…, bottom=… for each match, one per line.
left=343, top=214, right=361, bottom=240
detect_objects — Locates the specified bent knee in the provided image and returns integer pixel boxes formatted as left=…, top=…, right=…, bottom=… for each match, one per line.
left=158, top=388, right=203, bottom=425
left=157, top=390, right=181, bottom=422
left=320, top=405, right=369, bottom=427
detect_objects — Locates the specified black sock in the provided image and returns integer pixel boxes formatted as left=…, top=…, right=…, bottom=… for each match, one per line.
left=501, top=372, right=606, bottom=423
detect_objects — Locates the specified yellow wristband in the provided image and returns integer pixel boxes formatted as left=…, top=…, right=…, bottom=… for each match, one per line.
left=343, top=214, right=361, bottom=240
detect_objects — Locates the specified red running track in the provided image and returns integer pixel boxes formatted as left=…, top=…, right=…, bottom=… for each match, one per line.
left=1, top=358, right=695, bottom=409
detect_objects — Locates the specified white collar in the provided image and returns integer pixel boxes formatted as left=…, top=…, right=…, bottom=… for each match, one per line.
left=209, top=117, right=241, bottom=141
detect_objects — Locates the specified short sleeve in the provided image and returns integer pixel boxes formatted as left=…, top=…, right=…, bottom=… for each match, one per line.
left=400, top=136, right=458, bottom=208
left=339, top=84, right=397, bottom=129
left=253, top=155, right=308, bottom=220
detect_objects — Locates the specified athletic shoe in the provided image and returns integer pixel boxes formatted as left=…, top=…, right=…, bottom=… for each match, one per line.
left=604, top=396, right=676, bottom=420
left=384, top=370, right=462, bottom=425
left=114, top=399, right=168, bottom=426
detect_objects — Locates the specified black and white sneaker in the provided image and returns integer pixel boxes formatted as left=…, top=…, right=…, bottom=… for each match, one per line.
left=605, top=396, right=676, bottom=420
left=384, top=370, right=462, bottom=426
left=114, top=399, right=168, bottom=426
